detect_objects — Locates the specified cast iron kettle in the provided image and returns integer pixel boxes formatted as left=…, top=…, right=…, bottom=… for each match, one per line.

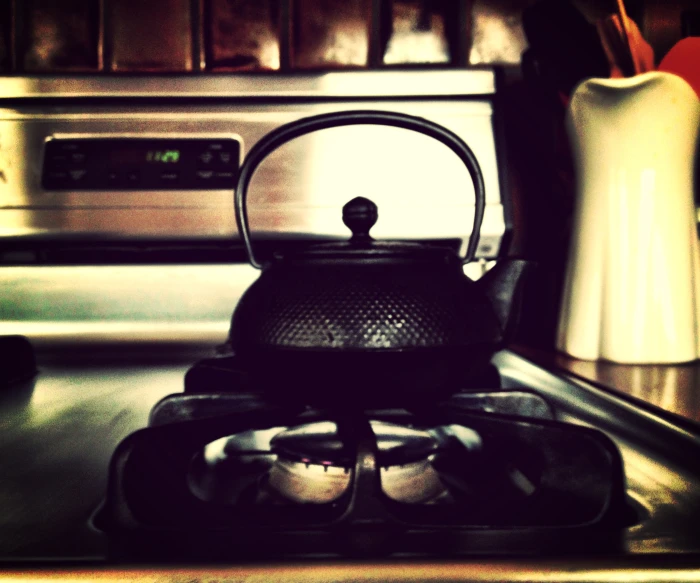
left=229, top=110, right=531, bottom=407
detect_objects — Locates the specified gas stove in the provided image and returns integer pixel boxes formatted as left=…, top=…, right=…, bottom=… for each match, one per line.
left=94, top=354, right=630, bottom=561
left=2, top=339, right=700, bottom=579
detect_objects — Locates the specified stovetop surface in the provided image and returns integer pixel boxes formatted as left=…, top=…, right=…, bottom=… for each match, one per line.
left=1, top=343, right=700, bottom=568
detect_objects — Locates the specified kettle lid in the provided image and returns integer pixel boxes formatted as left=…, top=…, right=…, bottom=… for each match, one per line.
left=276, top=197, right=457, bottom=265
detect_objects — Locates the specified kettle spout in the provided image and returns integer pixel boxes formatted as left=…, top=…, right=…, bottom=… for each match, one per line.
left=475, top=259, right=535, bottom=341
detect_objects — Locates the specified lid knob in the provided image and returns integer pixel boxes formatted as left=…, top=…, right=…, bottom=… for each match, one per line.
left=342, top=197, right=378, bottom=241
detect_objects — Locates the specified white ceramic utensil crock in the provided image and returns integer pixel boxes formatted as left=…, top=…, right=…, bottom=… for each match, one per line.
left=557, top=71, right=700, bottom=363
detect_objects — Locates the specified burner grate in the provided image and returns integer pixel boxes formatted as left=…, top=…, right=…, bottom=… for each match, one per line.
left=95, top=399, right=631, bottom=561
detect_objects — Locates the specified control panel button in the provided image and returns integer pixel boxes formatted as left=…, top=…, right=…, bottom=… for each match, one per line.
left=160, top=171, right=179, bottom=182
left=69, top=169, right=87, bottom=182
left=42, top=169, right=70, bottom=189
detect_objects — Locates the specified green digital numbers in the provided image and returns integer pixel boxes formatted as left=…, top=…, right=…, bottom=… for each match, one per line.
left=146, top=150, right=180, bottom=163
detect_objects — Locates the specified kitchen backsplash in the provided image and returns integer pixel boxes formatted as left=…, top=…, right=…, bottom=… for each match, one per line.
left=0, top=1, right=692, bottom=74
left=0, top=0, right=529, bottom=73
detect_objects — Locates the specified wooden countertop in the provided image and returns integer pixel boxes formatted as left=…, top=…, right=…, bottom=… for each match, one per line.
left=512, top=345, right=700, bottom=424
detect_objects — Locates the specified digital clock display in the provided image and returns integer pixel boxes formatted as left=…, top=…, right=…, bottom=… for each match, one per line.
left=146, top=150, right=180, bottom=163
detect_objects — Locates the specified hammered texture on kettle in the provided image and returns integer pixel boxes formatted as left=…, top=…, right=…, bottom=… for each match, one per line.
left=231, top=266, right=498, bottom=350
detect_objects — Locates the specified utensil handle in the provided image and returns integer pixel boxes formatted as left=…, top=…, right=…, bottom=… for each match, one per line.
left=615, top=0, right=640, bottom=75
left=234, top=110, right=486, bottom=269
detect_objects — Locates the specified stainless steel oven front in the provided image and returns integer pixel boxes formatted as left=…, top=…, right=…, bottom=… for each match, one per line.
left=0, top=70, right=508, bottom=255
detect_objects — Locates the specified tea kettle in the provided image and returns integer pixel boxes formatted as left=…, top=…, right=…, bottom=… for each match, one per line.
left=229, top=110, right=531, bottom=406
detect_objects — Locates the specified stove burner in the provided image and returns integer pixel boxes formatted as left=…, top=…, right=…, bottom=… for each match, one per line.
left=270, top=421, right=438, bottom=466
left=267, top=458, right=351, bottom=504
left=187, top=429, right=280, bottom=505
left=266, top=421, right=449, bottom=504
left=380, top=459, right=449, bottom=504
left=96, top=392, right=630, bottom=560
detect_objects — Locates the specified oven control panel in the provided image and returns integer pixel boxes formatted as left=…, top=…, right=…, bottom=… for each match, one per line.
left=42, top=137, right=240, bottom=190
left=0, top=71, right=506, bottom=257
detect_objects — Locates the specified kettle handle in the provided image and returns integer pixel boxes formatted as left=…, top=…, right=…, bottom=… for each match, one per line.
left=235, top=110, right=485, bottom=269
